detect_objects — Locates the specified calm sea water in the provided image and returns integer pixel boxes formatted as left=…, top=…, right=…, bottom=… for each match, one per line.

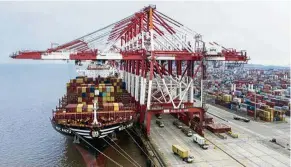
left=0, top=64, right=146, bottom=167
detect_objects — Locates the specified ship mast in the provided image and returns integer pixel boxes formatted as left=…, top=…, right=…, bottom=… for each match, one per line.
left=92, top=99, right=99, bottom=125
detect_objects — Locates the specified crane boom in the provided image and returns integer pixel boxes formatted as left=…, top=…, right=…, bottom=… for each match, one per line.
left=10, top=5, right=248, bottom=63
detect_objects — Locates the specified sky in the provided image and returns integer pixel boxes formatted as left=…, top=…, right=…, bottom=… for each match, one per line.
left=0, top=1, right=290, bottom=66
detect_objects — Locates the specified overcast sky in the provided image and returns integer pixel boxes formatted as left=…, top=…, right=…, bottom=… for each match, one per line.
left=0, top=1, right=289, bottom=65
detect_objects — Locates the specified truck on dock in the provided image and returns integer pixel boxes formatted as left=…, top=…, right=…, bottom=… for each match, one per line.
left=156, top=120, right=164, bottom=127
left=227, top=131, right=238, bottom=138
left=155, top=114, right=162, bottom=119
left=215, top=133, right=227, bottom=139
left=233, top=115, right=250, bottom=122
left=172, top=145, right=194, bottom=163
left=193, top=134, right=209, bottom=149
left=173, top=120, right=183, bottom=128
left=181, top=127, right=193, bottom=137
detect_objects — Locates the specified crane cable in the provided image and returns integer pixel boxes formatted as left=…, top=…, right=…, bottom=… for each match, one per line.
left=71, top=131, right=123, bottom=167
left=76, top=14, right=135, bottom=42
left=56, top=14, right=135, bottom=52
left=101, top=137, right=141, bottom=167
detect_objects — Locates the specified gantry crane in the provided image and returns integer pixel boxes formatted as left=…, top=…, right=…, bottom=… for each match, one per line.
left=10, top=5, right=249, bottom=136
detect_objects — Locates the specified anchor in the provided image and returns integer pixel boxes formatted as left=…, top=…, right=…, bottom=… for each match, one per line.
left=111, top=132, right=118, bottom=141
left=73, top=135, right=80, bottom=144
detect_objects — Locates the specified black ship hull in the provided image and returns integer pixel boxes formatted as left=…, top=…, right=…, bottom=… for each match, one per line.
left=50, top=119, right=134, bottom=148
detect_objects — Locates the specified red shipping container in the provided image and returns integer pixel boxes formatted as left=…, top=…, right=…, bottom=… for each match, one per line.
left=77, top=87, right=82, bottom=94
left=247, top=110, right=254, bottom=117
left=65, top=104, right=77, bottom=112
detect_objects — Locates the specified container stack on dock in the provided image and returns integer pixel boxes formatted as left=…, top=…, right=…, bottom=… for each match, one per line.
left=208, top=68, right=290, bottom=122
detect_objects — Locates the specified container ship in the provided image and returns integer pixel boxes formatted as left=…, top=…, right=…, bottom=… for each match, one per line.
left=51, top=69, right=136, bottom=146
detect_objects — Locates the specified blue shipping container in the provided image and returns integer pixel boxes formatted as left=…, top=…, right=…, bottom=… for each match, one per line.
left=122, top=82, right=126, bottom=89
left=82, top=92, right=86, bottom=97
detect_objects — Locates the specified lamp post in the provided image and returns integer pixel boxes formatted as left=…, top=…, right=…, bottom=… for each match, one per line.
left=254, top=88, right=257, bottom=120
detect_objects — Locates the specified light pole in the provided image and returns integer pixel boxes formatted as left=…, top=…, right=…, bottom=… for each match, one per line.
left=254, top=88, right=257, bottom=120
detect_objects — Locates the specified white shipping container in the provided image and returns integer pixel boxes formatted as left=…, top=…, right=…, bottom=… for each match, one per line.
left=94, top=90, right=99, bottom=95
left=233, top=97, right=242, bottom=103
left=240, top=107, right=247, bottom=112
left=193, top=134, right=206, bottom=145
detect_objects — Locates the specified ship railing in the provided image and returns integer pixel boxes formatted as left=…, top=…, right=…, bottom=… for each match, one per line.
left=53, top=110, right=136, bottom=120
left=53, top=110, right=136, bottom=128
left=54, top=118, right=135, bottom=128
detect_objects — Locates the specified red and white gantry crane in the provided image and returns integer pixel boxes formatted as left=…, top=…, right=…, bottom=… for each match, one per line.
left=10, top=5, right=249, bottom=136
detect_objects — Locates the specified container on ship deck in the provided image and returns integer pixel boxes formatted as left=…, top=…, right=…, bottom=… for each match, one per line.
left=81, top=87, right=86, bottom=93
left=110, top=97, right=115, bottom=102
left=90, top=87, right=95, bottom=93
left=87, top=104, right=93, bottom=112
left=81, top=83, right=95, bottom=87
left=76, top=78, right=84, bottom=84
left=121, top=82, right=126, bottom=89
left=77, top=87, right=82, bottom=94
left=78, top=97, right=82, bottom=103
left=89, top=93, right=94, bottom=97
left=65, top=104, right=78, bottom=112
left=103, top=103, right=113, bottom=111
left=102, top=102, right=124, bottom=111
left=86, top=97, right=95, bottom=104
left=81, top=92, right=87, bottom=98
left=77, top=104, right=83, bottom=112
left=83, top=104, right=93, bottom=112
left=87, top=78, right=94, bottom=83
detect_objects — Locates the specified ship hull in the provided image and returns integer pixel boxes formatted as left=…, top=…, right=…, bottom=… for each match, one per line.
left=51, top=119, right=134, bottom=141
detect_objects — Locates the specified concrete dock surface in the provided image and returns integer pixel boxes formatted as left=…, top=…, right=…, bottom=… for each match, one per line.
left=149, top=104, right=290, bottom=167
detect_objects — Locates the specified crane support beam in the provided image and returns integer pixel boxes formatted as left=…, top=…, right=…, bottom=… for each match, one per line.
left=11, top=51, right=248, bottom=61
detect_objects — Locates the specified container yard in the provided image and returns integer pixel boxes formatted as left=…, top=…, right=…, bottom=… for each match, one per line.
left=9, top=4, right=290, bottom=167
left=203, top=68, right=290, bottom=122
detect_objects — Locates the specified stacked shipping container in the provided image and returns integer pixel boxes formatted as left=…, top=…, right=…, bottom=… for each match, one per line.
left=53, top=76, right=136, bottom=127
